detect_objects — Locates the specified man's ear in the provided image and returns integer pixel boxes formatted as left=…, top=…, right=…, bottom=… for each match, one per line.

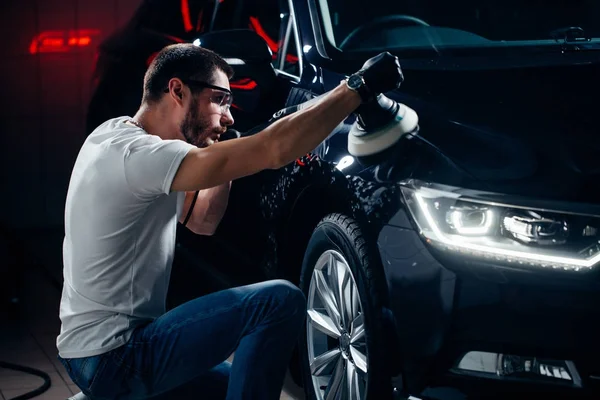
left=168, top=78, right=185, bottom=104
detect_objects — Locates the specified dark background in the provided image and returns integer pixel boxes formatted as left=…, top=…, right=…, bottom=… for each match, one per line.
left=0, top=0, right=143, bottom=299
left=0, top=0, right=141, bottom=231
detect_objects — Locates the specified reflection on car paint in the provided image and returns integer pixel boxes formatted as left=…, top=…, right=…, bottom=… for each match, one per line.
left=255, top=153, right=401, bottom=276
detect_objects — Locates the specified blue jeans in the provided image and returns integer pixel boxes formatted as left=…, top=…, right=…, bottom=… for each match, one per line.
left=58, top=279, right=306, bottom=400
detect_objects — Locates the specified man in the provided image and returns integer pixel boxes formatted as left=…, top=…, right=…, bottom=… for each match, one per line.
left=57, top=43, right=403, bottom=399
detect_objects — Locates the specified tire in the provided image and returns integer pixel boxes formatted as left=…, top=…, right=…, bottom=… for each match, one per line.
left=298, top=213, right=393, bottom=400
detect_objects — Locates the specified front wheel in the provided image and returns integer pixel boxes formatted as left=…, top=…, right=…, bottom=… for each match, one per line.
left=298, top=214, right=393, bottom=400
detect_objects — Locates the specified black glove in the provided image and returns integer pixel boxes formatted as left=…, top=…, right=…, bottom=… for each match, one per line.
left=357, top=52, right=404, bottom=98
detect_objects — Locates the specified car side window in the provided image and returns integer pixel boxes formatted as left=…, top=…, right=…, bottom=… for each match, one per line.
left=214, top=0, right=302, bottom=79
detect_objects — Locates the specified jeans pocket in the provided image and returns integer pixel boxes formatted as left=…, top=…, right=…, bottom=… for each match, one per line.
left=65, top=354, right=107, bottom=392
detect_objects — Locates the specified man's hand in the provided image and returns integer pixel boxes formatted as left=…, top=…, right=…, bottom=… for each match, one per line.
left=357, top=52, right=404, bottom=97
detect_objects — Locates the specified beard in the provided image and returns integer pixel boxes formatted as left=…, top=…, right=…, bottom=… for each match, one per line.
left=179, top=96, right=226, bottom=148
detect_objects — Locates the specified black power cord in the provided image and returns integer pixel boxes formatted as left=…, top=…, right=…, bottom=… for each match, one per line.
left=0, top=361, right=52, bottom=399
left=0, top=223, right=53, bottom=399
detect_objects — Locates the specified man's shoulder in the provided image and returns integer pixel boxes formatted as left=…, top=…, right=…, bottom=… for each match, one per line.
left=87, top=116, right=153, bottom=148
left=87, top=117, right=194, bottom=164
left=89, top=116, right=140, bottom=137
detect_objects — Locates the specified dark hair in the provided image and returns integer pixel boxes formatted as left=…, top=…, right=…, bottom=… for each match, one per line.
left=142, top=43, right=234, bottom=104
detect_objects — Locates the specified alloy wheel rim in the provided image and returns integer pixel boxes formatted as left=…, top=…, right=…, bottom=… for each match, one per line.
left=306, top=249, right=368, bottom=400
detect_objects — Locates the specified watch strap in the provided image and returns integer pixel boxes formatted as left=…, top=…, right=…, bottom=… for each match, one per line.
left=348, top=73, right=374, bottom=103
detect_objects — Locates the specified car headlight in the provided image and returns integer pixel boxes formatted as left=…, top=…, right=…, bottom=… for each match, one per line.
left=400, top=180, right=600, bottom=272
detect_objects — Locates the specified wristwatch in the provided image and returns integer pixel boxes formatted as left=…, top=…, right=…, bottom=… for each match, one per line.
left=345, top=72, right=372, bottom=103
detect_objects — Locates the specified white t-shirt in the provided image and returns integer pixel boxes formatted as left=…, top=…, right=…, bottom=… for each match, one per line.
left=57, top=116, right=195, bottom=359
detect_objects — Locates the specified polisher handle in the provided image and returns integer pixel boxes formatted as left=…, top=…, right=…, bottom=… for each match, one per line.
left=355, top=95, right=400, bottom=133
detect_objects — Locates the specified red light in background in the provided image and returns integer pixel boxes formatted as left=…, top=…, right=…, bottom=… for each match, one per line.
left=230, top=78, right=258, bottom=91
left=181, top=0, right=206, bottom=33
left=68, top=36, right=91, bottom=46
left=79, top=37, right=91, bottom=46
left=248, top=16, right=278, bottom=58
left=43, top=38, right=64, bottom=47
left=181, top=0, right=194, bottom=32
left=30, top=29, right=100, bottom=54
left=285, top=53, right=299, bottom=64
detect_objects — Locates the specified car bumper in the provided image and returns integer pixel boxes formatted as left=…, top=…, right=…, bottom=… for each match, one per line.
left=377, top=221, right=600, bottom=396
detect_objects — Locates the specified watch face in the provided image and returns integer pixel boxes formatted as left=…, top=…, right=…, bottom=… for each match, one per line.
left=347, top=74, right=363, bottom=90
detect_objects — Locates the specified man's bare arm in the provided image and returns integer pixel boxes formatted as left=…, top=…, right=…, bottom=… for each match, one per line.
left=170, top=82, right=361, bottom=192
left=179, top=182, right=231, bottom=235
left=171, top=51, right=403, bottom=192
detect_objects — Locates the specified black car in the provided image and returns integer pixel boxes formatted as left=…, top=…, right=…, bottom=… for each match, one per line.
left=87, top=0, right=600, bottom=399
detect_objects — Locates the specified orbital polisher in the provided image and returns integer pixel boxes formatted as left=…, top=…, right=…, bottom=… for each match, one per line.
left=347, top=93, right=418, bottom=157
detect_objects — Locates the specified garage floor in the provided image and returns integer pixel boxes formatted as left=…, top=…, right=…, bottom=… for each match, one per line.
left=0, top=230, right=299, bottom=400
left=0, top=264, right=79, bottom=399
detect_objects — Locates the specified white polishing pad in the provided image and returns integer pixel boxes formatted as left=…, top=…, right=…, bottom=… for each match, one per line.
left=347, top=103, right=419, bottom=157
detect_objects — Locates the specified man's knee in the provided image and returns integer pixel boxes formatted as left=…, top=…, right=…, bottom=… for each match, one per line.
left=260, top=279, right=306, bottom=315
